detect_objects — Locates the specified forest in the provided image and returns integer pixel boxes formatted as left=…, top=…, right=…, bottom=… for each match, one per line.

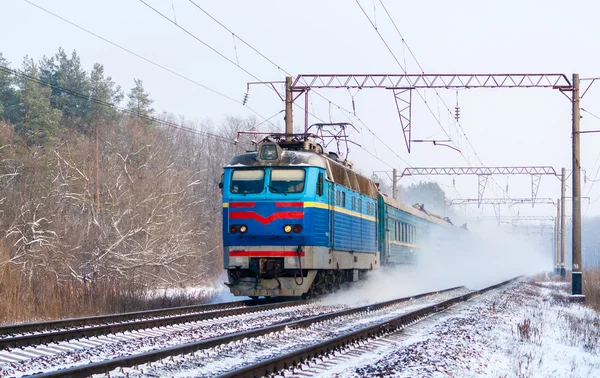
left=0, top=48, right=260, bottom=321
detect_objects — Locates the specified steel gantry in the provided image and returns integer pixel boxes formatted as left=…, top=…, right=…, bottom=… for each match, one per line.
left=447, top=198, right=556, bottom=206
left=289, top=73, right=572, bottom=153
left=400, top=166, right=558, bottom=207
left=473, top=216, right=555, bottom=222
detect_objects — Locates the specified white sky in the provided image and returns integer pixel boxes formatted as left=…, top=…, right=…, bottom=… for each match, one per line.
left=3, top=0, right=600, bottom=230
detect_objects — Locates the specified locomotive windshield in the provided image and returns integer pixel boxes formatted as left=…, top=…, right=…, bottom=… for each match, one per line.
left=230, top=169, right=265, bottom=194
left=269, top=169, right=305, bottom=194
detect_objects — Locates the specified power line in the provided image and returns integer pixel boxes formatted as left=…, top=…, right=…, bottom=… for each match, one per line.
left=354, top=0, right=461, bottom=154
left=138, top=0, right=324, bottom=124
left=366, top=0, right=514, bottom=204
left=188, top=0, right=285, bottom=73
left=22, top=0, right=280, bottom=130
left=184, top=0, right=412, bottom=169
left=0, top=64, right=246, bottom=147
left=377, top=0, right=482, bottom=166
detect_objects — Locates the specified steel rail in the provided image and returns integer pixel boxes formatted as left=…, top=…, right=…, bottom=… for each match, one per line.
left=0, top=298, right=303, bottom=350
left=0, top=299, right=274, bottom=337
left=217, top=277, right=518, bottom=378
left=29, top=286, right=463, bottom=378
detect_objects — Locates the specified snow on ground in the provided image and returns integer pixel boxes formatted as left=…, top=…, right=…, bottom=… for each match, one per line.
left=312, top=279, right=600, bottom=378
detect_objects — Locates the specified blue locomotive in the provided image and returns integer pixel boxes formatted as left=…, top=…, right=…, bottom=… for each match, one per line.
left=221, top=134, right=456, bottom=298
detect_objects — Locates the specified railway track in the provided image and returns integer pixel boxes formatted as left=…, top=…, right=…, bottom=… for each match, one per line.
left=15, top=285, right=472, bottom=377
left=0, top=298, right=302, bottom=350
left=219, top=277, right=518, bottom=378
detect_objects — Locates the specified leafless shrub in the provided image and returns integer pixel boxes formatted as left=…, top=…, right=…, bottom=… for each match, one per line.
left=0, top=114, right=254, bottom=322
left=516, top=318, right=541, bottom=346
left=559, top=310, right=600, bottom=353
left=583, top=267, right=600, bottom=313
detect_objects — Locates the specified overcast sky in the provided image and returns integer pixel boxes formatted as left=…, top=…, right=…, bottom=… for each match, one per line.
left=3, top=0, right=600, bottom=234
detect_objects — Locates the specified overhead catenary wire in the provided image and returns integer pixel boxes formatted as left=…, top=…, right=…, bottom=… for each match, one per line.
left=363, top=0, right=517, bottom=208
left=354, top=0, right=461, bottom=153
left=579, top=108, right=600, bottom=216
left=0, top=65, right=247, bottom=149
left=185, top=0, right=412, bottom=168
left=21, top=0, right=279, bottom=130
left=138, top=0, right=329, bottom=127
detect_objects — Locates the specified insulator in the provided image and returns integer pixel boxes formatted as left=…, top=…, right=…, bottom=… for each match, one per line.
left=242, top=92, right=249, bottom=105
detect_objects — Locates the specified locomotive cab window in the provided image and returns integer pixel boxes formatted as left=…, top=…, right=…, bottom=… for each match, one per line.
left=230, top=169, right=265, bottom=194
left=316, top=172, right=324, bottom=196
left=269, top=169, right=305, bottom=194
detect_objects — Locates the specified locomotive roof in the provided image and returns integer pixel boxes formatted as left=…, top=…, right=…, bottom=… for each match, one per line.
left=225, top=149, right=379, bottom=198
left=225, top=150, right=328, bottom=169
left=381, top=195, right=456, bottom=228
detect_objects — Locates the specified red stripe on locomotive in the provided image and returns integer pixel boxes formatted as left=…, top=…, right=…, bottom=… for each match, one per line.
left=229, top=211, right=304, bottom=225
left=229, top=250, right=306, bottom=257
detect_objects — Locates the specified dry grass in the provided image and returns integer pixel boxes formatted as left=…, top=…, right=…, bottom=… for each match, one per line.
left=583, top=267, right=600, bottom=313
left=529, top=268, right=600, bottom=313
left=0, top=244, right=216, bottom=324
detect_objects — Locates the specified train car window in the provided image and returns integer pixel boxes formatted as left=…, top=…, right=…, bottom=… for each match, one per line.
left=341, top=192, right=346, bottom=207
left=402, top=223, right=406, bottom=242
left=317, top=172, right=324, bottom=196
left=270, top=169, right=305, bottom=193
left=336, top=190, right=340, bottom=205
left=352, top=197, right=356, bottom=210
left=230, top=169, right=265, bottom=194
left=358, top=199, right=362, bottom=213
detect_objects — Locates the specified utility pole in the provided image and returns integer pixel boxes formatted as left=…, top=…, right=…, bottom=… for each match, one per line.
left=95, top=120, right=100, bottom=213
left=572, top=73, right=583, bottom=298
left=561, top=167, right=567, bottom=278
left=556, top=198, right=560, bottom=275
left=285, top=76, right=293, bottom=141
left=392, top=168, right=398, bottom=200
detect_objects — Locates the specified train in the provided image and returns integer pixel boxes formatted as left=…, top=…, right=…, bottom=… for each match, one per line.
left=221, top=133, right=460, bottom=298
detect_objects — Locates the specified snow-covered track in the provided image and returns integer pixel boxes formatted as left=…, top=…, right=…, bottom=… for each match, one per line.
left=26, top=286, right=464, bottom=378
left=219, top=277, right=519, bottom=378
left=0, top=298, right=300, bottom=350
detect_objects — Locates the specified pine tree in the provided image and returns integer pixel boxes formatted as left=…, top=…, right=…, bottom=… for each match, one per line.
left=0, top=53, right=19, bottom=124
left=126, top=78, right=154, bottom=126
left=39, top=48, right=90, bottom=132
left=88, top=63, right=123, bottom=125
left=15, top=57, right=62, bottom=146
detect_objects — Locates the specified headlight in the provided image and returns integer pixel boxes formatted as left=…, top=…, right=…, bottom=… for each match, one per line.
left=230, top=225, right=238, bottom=233
left=240, top=225, right=248, bottom=233
left=283, top=225, right=292, bottom=233
left=293, top=225, right=302, bottom=233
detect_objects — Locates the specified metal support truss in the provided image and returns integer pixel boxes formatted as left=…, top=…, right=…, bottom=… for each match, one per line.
left=393, top=88, right=412, bottom=152
left=292, top=74, right=572, bottom=90
left=492, top=204, right=501, bottom=226
left=531, top=175, right=542, bottom=207
left=402, top=166, right=558, bottom=206
left=474, top=216, right=555, bottom=222
left=478, top=175, right=489, bottom=207
left=448, top=198, right=556, bottom=206
left=250, top=74, right=573, bottom=153
left=401, top=166, right=558, bottom=176
left=286, top=74, right=574, bottom=153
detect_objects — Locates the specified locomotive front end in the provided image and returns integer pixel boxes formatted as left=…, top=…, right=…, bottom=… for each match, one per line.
left=221, top=141, right=330, bottom=298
